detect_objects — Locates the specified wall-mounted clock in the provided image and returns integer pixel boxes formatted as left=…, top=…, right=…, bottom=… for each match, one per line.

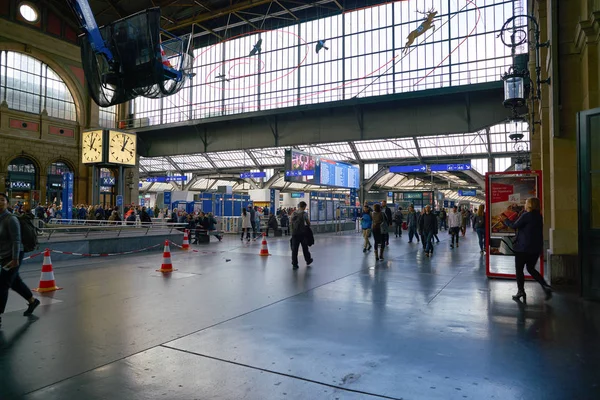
left=81, top=130, right=104, bottom=164
left=108, top=130, right=137, bottom=166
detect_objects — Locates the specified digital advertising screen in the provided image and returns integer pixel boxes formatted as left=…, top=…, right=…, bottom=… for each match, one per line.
left=284, top=149, right=359, bottom=189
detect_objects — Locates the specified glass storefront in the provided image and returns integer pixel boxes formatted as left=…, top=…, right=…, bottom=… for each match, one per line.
left=7, top=157, right=37, bottom=208
left=46, top=162, right=71, bottom=205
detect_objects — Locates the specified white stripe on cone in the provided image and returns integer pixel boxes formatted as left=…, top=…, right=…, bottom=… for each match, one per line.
left=40, top=271, right=56, bottom=281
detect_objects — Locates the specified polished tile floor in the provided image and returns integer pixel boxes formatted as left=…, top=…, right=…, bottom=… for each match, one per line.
left=1, top=230, right=599, bottom=399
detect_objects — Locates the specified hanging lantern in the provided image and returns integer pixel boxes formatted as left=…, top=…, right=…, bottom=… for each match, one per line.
left=502, top=68, right=526, bottom=108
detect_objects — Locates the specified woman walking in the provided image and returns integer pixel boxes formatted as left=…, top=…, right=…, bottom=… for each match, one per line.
left=371, top=204, right=389, bottom=261
left=503, top=197, right=552, bottom=302
left=474, top=205, right=486, bottom=253
left=361, top=205, right=372, bottom=252
left=241, top=208, right=251, bottom=242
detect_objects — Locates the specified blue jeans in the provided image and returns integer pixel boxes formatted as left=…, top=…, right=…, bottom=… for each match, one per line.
left=476, top=228, right=485, bottom=251
left=424, top=232, right=434, bottom=253
left=408, top=226, right=418, bottom=242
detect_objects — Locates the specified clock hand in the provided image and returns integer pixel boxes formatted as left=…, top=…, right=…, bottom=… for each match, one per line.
left=121, top=137, right=128, bottom=152
left=90, top=137, right=95, bottom=150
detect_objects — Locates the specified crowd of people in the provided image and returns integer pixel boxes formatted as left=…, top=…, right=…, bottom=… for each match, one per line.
left=359, top=201, right=488, bottom=258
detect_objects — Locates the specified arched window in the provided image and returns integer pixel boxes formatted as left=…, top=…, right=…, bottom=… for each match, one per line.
left=0, top=51, right=76, bottom=121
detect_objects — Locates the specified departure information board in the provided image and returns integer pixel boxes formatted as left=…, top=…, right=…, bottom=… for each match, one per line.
left=284, top=149, right=359, bottom=189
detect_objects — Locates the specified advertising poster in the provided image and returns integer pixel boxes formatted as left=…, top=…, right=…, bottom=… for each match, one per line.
left=489, top=174, right=538, bottom=235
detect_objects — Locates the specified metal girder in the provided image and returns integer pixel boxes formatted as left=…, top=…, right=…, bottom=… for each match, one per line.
left=206, top=180, right=218, bottom=191
left=167, top=0, right=274, bottom=32
left=193, top=23, right=222, bottom=39
left=233, top=12, right=259, bottom=30
left=139, top=163, right=150, bottom=173
left=142, top=181, right=155, bottom=194
left=348, top=141, right=361, bottom=162
left=275, top=0, right=299, bottom=20
left=412, top=137, right=423, bottom=162
left=364, top=167, right=389, bottom=192
left=485, top=127, right=492, bottom=156
left=245, top=150, right=260, bottom=167
left=264, top=171, right=282, bottom=188
left=243, top=178, right=259, bottom=189
left=104, top=0, right=126, bottom=17
left=184, top=175, right=200, bottom=190
left=462, top=169, right=486, bottom=189
left=164, top=156, right=185, bottom=175
left=378, top=173, right=399, bottom=188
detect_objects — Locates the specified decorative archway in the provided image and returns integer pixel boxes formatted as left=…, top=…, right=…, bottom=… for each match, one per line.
left=6, top=155, right=39, bottom=207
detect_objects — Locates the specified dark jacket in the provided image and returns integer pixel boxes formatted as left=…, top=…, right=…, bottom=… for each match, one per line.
left=418, top=212, right=438, bottom=234
left=505, top=210, right=543, bottom=254
left=280, top=214, right=289, bottom=227
left=140, top=211, right=152, bottom=223
left=383, top=206, right=393, bottom=226
left=0, top=210, right=21, bottom=261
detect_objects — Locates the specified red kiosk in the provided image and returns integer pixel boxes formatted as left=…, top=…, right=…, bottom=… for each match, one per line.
left=484, top=170, right=544, bottom=279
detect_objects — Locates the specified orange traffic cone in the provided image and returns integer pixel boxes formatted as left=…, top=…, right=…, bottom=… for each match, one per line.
left=182, top=230, right=190, bottom=250
left=33, top=249, right=62, bottom=292
left=157, top=240, right=177, bottom=273
left=259, top=233, right=270, bottom=256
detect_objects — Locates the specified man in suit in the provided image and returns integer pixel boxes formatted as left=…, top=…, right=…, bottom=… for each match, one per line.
left=381, top=200, right=393, bottom=246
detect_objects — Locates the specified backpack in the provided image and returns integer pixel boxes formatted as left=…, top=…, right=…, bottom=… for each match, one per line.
left=291, top=211, right=306, bottom=235
left=2, top=214, right=39, bottom=253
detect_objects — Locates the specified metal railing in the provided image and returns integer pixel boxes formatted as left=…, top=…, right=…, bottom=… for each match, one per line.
left=39, top=220, right=188, bottom=241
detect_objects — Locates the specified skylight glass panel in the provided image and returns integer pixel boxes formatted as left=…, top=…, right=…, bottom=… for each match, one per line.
left=298, top=142, right=355, bottom=161
left=139, top=157, right=170, bottom=172
left=355, top=139, right=417, bottom=160
left=251, top=148, right=285, bottom=166
left=210, top=151, right=256, bottom=168
left=169, top=154, right=213, bottom=170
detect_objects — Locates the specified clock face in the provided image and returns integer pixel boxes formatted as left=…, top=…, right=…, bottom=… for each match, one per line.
left=82, top=130, right=104, bottom=164
left=108, top=131, right=137, bottom=166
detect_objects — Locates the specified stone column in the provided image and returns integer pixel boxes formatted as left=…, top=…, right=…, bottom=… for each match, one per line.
left=0, top=172, right=6, bottom=193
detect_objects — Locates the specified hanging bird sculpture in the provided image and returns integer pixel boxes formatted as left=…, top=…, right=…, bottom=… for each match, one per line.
left=316, top=39, right=329, bottom=53
left=249, top=39, right=263, bottom=56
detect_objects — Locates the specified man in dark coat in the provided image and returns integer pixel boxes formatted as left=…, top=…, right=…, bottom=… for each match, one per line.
left=418, top=205, right=438, bottom=257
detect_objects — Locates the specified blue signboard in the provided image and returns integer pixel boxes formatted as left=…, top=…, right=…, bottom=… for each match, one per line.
left=458, top=189, right=477, bottom=196
left=163, top=191, right=172, bottom=205
left=240, top=172, right=267, bottom=179
left=285, top=169, right=315, bottom=177
left=61, top=173, right=74, bottom=219
left=138, top=183, right=143, bottom=188
left=389, top=165, right=427, bottom=173
left=146, top=176, right=188, bottom=183
left=101, top=177, right=116, bottom=186
left=291, top=193, right=304, bottom=198
left=140, top=199, right=145, bottom=206
left=116, top=195, right=123, bottom=207
left=270, top=189, right=276, bottom=214
left=349, top=188, right=357, bottom=207
left=429, top=163, right=472, bottom=172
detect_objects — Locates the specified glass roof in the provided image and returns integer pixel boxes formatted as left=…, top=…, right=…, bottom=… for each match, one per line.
left=354, top=138, right=418, bottom=160
left=138, top=122, right=530, bottom=195
left=297, top=142, right=355, bottom=161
